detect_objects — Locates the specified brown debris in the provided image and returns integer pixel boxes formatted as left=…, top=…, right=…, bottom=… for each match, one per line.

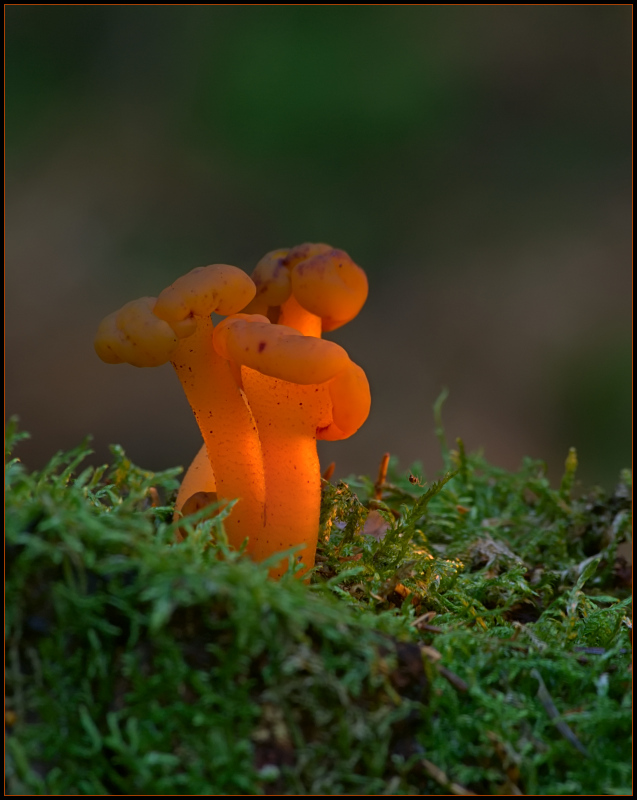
left=322, top=461, right=336, bottom=482
left=421, top=758, right=477, bottom=795
left=438, top=665, right=469, bottom=693
left=374, top=452, right=390, bottom=500
left=361, top=509, right=391, bottom=541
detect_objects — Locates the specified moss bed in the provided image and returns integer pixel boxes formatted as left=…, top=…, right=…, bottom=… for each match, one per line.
left=5, top=414, right=632, bottom=795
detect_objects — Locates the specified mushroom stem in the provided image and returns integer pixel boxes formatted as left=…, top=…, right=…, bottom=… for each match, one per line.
left=241, top=368, right=332, bottom=578
left=175, top=443, right=216, bottom=512
left=170, top=316, right=266, bottom=548
left=278, top=295, right=322, bottom=337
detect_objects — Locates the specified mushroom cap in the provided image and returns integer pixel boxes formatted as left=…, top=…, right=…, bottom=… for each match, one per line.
left=153, top=264, right=256, bottom=325
left=213, top=314, right=350, bottom=385
left=281, top=242, right=333, bottom=270
left=317, top=361, right=371, bottom=441
left=290, top=249, right=368, bottom=332
left=242, top=244, right=331, bottom=317
left=241, top=243, right=368, bottom=334
left=251, top=249, right=292, bottom=307
left=94, top=297, right=179, bottom=368
left=214, top=313, right=371, bottom=441
left=94, top=310, right=125, bottom=364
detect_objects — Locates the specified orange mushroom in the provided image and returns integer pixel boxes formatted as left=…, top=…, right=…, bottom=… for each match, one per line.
left=212, top=314, right=370, bottom=577
left=94, top=247, right=370, bottom=579
left=179, top=244, right=369, bottom=534
left=241, top=243, right=368, bottom=337
left=95, top=265, right=267, bottom=549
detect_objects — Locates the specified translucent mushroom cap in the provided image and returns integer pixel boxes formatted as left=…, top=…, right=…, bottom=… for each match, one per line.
left=153, top=264, right=256, bottom=324
left=213, top=314, right=371, bottom=439
left=250, top=249, right=293, bottom=307
left=94, top=264, right=257, bottom=368
left=94, top=297, right=179, bottom=368
left=214, top=315, right=349, bottom=384
left=244, top=244, right=368, bottom=332
left=290, top=248, right=368, bottom=332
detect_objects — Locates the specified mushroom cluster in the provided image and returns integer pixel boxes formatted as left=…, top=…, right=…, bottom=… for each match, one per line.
left=94, top=245, right=370, bottom=578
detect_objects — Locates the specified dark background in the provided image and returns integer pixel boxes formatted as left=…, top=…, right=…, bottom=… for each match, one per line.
left=6, top=5, right=632, bottom=489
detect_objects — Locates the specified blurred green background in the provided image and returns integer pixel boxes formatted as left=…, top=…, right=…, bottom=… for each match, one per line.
left=6, top=5, right=631, bottom=489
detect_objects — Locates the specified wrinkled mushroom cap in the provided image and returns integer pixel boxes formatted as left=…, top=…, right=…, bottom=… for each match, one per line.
left=290, top=249, right=368, bottom=332
left=94, top=297, right=179, bottom=368
left=281, top=242, right=333, bottom=270
left=317, top=361, right=371, bottom=440
left=153, top=264, right=256, bottom=324
left=251, top=249, right=292, bottom=307
left=95, top=265, right=258, bottom=368
left=241, top=243, right=368, bottom=333
left=213, top=314, right=371, bottom=439
left=213, top=315, right=350, bottom=385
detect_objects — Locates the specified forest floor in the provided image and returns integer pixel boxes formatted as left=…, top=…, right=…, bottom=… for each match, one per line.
left=5, top=414, right=632, bottom=795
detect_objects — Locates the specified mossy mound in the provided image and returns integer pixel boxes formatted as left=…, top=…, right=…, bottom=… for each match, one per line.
left=5, top=420, right=632, bottom=795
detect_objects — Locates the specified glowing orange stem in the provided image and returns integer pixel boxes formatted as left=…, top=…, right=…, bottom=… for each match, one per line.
left=171, top=316, right=266, bottom=548
left=241, top=368, right=332, bottom=578
left=278, top=295, right=322, bottom=337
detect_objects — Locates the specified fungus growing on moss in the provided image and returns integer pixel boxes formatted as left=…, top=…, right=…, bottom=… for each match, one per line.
left=95, top=249, right=370, bottom=578
left=211, top=314, right=370, bottom=576
left=96, top=265, right=266, bottom=547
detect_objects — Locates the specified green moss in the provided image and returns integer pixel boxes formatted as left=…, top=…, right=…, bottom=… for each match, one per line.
left=5, top=411, right=631, bottom=795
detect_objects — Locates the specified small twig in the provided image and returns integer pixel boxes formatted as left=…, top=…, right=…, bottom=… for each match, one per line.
left=531, top=668, right=589, bottom=756
left=419, top=623, right=444, bottom=634
left=438, top=665, right=469, bottom=693
left=374, top=452, right=390, bottom=500
left=421, top=758, right=476, bottom=795
left=572, top=646, right=627, bottom=656
left=420, top=644, right=442, bottom=663
left=322, top=462, right=336, bottom=482
left=148, top=486, right=160, bottom=508
left=412, top=611, right=438, bottom=627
